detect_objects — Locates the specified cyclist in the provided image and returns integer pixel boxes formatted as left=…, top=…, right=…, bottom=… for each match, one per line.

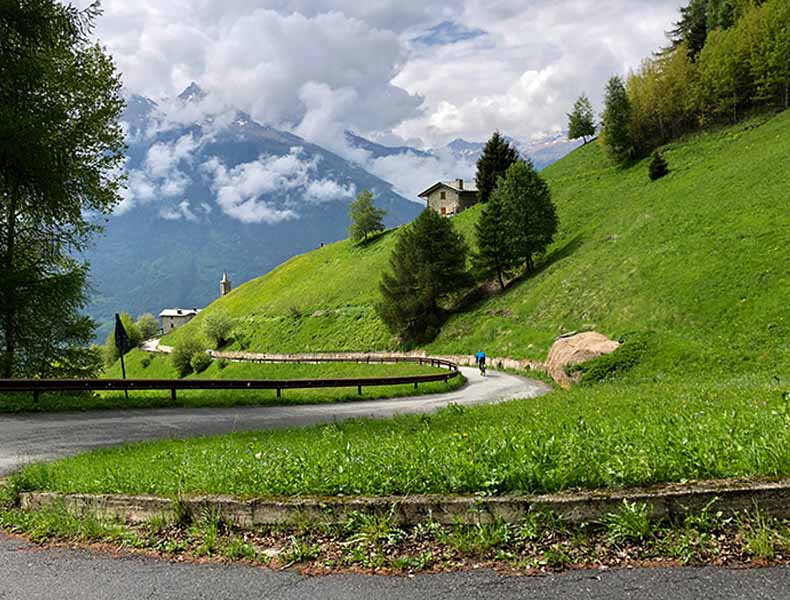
left=475, top=350, right=487, bottom=377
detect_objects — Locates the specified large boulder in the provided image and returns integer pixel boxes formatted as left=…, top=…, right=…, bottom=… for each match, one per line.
left=545, top=332, right=620, bottom=388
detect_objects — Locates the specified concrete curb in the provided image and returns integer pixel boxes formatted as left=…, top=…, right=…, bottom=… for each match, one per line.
left=18, top=478, right=790, bottom=528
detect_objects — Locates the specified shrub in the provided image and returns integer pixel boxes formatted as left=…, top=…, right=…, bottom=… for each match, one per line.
left=135, top=313, right=160, bottom=340
left=140, top=355, right=151, bottom=369
left=171, top=336, right=206, bottom=378
left=649, top=151, right=670, bottom=181
left=190, top=352, right=212, bottom=374
left=216, top=358, right=229, bottom=370
left=103, top=312, right=142, bottom=367
left=567, top=334, right=648, bottom=384
left=202, top=311, right=235, bottom=349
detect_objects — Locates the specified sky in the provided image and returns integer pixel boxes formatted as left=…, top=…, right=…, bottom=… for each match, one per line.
left=77, top=0, right=684, bottom=150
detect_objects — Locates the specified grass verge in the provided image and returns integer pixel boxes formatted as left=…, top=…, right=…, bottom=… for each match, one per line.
left=2, top=500, right=788, bottom=574
left=0, top=352, right=464, bottom=413
left=10, top=374, right=787, bottom=497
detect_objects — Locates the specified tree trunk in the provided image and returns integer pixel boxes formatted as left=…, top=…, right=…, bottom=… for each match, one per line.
left=496, top=265, right=505, bottom=290
left=2, top=190, right=17, bottom=378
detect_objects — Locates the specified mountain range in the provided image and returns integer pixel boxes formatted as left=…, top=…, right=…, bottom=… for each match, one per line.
left=85, top=83, right=579, bottom=340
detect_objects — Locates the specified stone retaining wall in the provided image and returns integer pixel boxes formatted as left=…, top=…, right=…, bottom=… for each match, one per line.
left=19, top=478, right=790, bottom=528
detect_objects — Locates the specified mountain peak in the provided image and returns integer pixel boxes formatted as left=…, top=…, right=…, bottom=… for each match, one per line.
left=178, top=82, right=207, bottom=103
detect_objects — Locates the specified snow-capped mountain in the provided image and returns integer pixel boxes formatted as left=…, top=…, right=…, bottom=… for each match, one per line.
left=86, top=84, right=421, bottom=339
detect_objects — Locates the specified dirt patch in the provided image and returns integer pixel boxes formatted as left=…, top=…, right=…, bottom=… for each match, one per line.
left=545, top=331, right=620, bottom=388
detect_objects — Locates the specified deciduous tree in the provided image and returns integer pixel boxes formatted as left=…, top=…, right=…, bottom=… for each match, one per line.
left=0, top=0, right=125, bottom=377
left=348, top=188, right=386, bottom=243
left=567, top=94, right=596, bottom=144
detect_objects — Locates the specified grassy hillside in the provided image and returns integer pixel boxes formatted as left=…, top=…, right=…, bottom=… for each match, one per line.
left=165, top=111, right=790, bottom=378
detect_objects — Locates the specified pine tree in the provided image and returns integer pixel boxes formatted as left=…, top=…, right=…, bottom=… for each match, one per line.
left=378, top=210, right=470, bottom=344
left=474, top=131, right=519, bottom=203
left=648, top=151, right=670, bottom=181
left=600, top=76, right=635, bottom=165
left=348, top=189, right=386, bottom=243
left=473, top=194, right=516, bottom=289
left=496, top=161, right=558, bottom=273
left=567, top=94, right=596, bottom=144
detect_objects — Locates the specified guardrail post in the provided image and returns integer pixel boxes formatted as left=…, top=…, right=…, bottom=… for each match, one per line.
left=276, top=388, right=281, bottom=398
left=33, top=389, right=39, bottom=405
left=414, top=382, right=418, bottom=390
left=357, top=385, right=362, bottom=395
left=171, top=388, right=176, bottom=403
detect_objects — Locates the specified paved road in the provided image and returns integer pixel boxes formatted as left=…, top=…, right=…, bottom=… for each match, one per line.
left=1, top=534, right=788, bottom=600
left=0, top=367, right=550, bottom=476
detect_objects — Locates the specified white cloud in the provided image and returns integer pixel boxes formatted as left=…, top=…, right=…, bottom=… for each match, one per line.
left=83, top=0, right=682, bottom=166
left=160, top=200, right=199, bottom=221
left=201, top=147, right=355, bottom=223
left=366, top=150, right=475, bottom=199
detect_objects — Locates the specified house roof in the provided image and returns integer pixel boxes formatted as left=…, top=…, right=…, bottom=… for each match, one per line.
left=418, top=180, right=478, bottom=198
left=159, top=308, right=201, bottom=318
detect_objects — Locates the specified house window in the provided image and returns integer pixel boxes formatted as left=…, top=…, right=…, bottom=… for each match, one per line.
left=441, top=207, right=446, bottom=215
left=440, top=191, right=446, bottom=199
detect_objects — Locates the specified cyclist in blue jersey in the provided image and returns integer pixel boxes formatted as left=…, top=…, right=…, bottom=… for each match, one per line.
left=475, top=350, right=487, bottom=376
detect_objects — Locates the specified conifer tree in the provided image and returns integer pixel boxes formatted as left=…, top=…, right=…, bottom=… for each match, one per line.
left=567, top=94, right=596, bottom=144
left=378, top=210, right=470, bottom=344
left=348, top=189, right=386, bottom=243
left=600, top=76, right=635, bottom=165
left=473, top=194, right=516, bottom=289
left=496, top=161, right=558, bottom=273
left=474, top=131, right=519, bottom=203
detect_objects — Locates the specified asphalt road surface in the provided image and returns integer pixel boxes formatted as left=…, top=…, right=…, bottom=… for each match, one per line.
left=1, top=534, right=789, bottom=600
left=0, top=367, right=550, bottom=476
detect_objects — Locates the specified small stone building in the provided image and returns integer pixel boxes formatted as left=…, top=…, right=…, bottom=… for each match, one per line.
left=158, top=308, right=200, bottom=333
left=418, top=178, right=478, bottom=217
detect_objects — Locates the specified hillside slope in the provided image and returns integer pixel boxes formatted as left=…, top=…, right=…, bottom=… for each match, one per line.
left=165, top=111, right=790, bottom=378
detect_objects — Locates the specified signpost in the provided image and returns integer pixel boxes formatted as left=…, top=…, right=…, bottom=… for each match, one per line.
left=114, top=313, right=130, bottom=400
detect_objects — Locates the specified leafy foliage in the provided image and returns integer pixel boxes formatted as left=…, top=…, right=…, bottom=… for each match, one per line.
left=189, top=352, right=212, bottom=374
left=648, top=151, right=670, bottom=181
left=600, top=76, right=634, bottom=165
left=474, top=131, right=519, bottom=203
left=567, top=335, right=648, bottom=384
left=171, top=336, right=206, bottom=378
left=0, top=0, right=125, bottom=377
left=494, top=161, right=558, bottom=273
left=378, top=209, right=470, bottom=345
left=103, top=312, right=142, bottom=368
left=348, top=188, right=386, bottom=243
left=567, top=94, right=596, bottom=143
left=202, top=310, right=235, bottom=349
left=135, top=313, right=160, bottom=341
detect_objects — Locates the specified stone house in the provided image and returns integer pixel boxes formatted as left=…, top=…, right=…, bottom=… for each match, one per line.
left=418, top=178, right=478, bottom=216
left=158, top=308, right=200, bottom=333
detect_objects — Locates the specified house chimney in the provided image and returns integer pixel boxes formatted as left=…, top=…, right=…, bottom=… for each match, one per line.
left=456, top=178, right=464, bottom=190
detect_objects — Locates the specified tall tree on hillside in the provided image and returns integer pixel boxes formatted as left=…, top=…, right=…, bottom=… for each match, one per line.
left=567, top=94, right=596, bottom=144
left=496, top=161, right=558, bottom=273
left=669, top=0, right=710, bottom=59
left=378, top=210, right=470, bottom=345
left=475, top=131, right=519, bottom=203
left=752, top=0, right=790, bottom=109
left=473, top=193, right=517, bottom=289
left=0, top=1, right=126, bottom=377
left=348, top=188, right=386, bottom=243
left=600, top=76, right=635, bottom=165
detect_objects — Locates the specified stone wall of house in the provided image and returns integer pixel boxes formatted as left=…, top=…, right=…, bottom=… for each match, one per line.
left=426, top=188, right=461, bottom=215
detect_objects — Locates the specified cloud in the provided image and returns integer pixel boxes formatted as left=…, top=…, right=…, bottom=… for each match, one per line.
left=201, top=147, right=355, bottom=224
left=83, top=0, right=682, bottom=156
left=366, top=150, right=475, bottom=200
left=160, top=200, right=199, bottom=221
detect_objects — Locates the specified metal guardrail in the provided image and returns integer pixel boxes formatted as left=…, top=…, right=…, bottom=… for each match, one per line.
left=0, top=357, right=460, bottom=403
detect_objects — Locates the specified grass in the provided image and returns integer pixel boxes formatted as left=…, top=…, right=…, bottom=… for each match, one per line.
left=0, top=350, right=463, bottom=413
left=2, top=500, right=788, bottom=573
left=165, top=110, right=790, bottom=380
left=10, top=375, right=788, bottom=498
